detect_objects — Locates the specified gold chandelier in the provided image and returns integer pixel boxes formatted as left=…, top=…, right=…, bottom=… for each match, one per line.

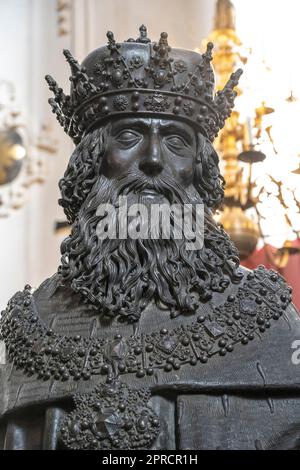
left=201, top=0, right=300, bottom=267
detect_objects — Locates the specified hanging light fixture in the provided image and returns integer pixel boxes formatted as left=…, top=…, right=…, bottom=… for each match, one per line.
left=200, top=0, right=300, bottom=265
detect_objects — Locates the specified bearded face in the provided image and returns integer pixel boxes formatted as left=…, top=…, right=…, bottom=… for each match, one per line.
left=58, top=117, right=242, bottom=323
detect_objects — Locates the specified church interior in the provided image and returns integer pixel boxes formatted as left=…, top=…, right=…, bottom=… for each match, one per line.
left=1, top=0, right=300, bottom=310
left=2, top=0, right=300, bottom=453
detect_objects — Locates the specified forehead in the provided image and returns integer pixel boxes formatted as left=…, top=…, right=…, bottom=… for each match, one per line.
left=109, top=117, right=197, bottom=136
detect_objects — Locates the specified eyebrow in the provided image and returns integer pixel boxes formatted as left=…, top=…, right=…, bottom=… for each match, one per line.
left=159, top=122, right=195, bottom=142
left=111, top=119, right=149, bottom=132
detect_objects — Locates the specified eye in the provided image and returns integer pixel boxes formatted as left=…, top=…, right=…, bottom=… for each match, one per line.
left=164, top=135, right=189, bottom=152
left=114, top=129, right=142, bottom=148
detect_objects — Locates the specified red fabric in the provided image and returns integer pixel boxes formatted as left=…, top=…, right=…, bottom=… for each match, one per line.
left=242, top=239, right=300, bottom=311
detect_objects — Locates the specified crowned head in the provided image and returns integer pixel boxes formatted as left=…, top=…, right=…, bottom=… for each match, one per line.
left=47, top=27, right=243, bottom=322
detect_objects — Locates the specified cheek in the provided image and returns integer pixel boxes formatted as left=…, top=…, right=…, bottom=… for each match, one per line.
left=177, top=164, right=195, bottom=185
left=101, top=145, right=136, bottom=178
left=168, top=157, right=195, bottom=186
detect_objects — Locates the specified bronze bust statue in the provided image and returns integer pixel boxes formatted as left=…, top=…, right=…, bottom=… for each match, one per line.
left=1, top=26, right=300, bottom=450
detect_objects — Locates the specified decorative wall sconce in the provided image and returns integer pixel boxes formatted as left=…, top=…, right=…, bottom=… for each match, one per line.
left=0, top=79, right=57, bottom=217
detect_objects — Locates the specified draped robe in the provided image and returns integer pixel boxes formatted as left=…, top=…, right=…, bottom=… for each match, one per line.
left=1, top=267, right=300, bottom=450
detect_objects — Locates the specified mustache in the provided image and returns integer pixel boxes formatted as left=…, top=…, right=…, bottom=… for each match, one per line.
left=90, top=168, right=203, bottom=208
left=77, top=169, right=204, bottom=238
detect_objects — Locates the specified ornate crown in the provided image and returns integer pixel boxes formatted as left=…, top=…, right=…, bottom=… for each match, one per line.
left=46, top=25, right=242, bottom=144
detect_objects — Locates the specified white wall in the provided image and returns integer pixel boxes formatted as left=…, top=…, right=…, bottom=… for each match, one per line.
left=71, top=0, right=215, bottom=59
left=0, top=0, right=214, bottom=309
left=0, top=0, right=33, bottom=308
left=0, top=0, right=72, bottom=308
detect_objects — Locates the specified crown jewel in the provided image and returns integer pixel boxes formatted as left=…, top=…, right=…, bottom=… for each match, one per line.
left=46, top=26, right=242, bottom=144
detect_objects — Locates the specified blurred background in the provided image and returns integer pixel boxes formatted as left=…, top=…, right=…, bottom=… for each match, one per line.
left=0, top=0, right=300, bottom=310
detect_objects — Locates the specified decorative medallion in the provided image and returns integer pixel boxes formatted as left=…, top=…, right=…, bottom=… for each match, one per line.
left=129, top=55, right=144, bottom=70
left=113, top=95, right=128, bottom=111
left=191, top=76, right=206, bottom=97
left=174, top=59, right=187, bottom=74
left=93, top=61, right=106, bottom=76
left=60, top=381, right=160, bottom=450
left=183, top=102, right=195, bottom=116
left=144, top=93, right=171, bottom=112
left=111, top=67, right=128, bottom=88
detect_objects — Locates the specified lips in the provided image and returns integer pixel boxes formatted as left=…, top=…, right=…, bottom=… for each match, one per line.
left=140, top=188, right=158, bottom=196
left=135, top=182, right=159, bottom=196
left=138, top=186, right=165, bottom=203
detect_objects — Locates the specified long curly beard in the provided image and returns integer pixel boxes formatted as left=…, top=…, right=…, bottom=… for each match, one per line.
left=59, top=168, right=242, bottom=323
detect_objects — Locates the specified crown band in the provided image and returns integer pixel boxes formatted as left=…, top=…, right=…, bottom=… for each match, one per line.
left=70, top=88, right=220, bottom=142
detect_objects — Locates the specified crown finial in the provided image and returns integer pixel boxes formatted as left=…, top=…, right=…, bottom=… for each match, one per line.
left=153, top=32, right=171, bottom=62
left=137, top=25, right=151, bottom=43
left=106, top=31, right=115, bottom=44
left=158, top=32, right=171, bottom=55
left=45, top=75, right=59, bottom=94
left=213, top=67, right=243, bottom=128
left=45, top=75, right=68, bottom=127
left=106, top=31, right=120, bottom=54
left=45, top=75, right=66, bottom=106
left=202, top=42, right=214, bottom=62
left=226, top=68, right=243, bottom=88
left=63, top=49, right=81, bottom=75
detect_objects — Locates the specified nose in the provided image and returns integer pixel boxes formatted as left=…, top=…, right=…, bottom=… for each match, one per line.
left=139, top=131, right=164, bottom=177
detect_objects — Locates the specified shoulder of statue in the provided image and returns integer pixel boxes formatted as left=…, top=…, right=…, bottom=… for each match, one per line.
left=227, top=264, right=300, bottom=343
left=1, top=264, right=300, bottom=419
